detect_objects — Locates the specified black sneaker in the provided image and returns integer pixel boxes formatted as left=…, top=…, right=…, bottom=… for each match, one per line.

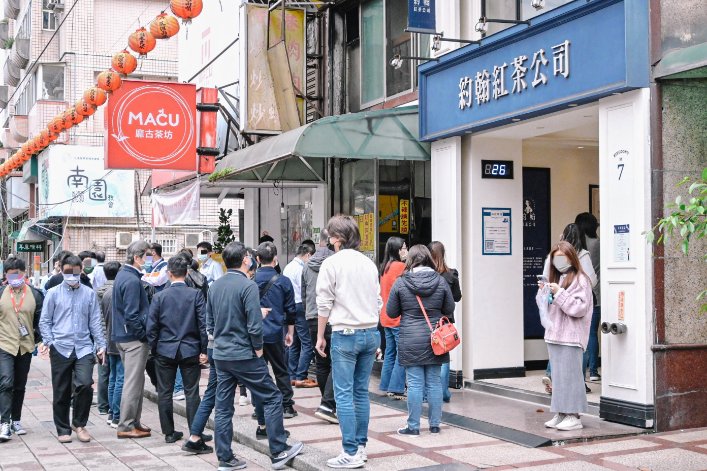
left=256, top=426, right=291, bottom=440
left=181, top=438, right=213, bottom=455
left=429, top=426, right=441, bottom=434
left=585, top=383, right=592, bottom=393
left=314, top=406, right=339, bottom=424
left=201, top=432, right=212, bottom=442
left=283, top=405, right=298, bottom=419
left=218, top=456, right=247, bottom=470
left=397, top=427, right=419, bottom=436
left=271, top=441, right=304, bottom=470
left=165, top=431, right=183, bottom=443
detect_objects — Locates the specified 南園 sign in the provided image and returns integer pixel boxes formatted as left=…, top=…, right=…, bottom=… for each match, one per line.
left=418, top=0, right=649, bottom=140
left=105, top=81, right=197, bottom=170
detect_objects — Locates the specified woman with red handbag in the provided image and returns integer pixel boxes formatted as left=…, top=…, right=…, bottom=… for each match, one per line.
left=386, top=245, right=456, bottom=436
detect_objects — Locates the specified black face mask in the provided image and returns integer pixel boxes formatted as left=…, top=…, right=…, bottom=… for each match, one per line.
left=249, top=258, right=258, bottom=272
left=327, top=243, right=335, bottom=251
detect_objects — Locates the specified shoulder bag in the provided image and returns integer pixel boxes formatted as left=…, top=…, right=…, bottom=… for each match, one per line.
left=416, top=295, right=460, bottom=355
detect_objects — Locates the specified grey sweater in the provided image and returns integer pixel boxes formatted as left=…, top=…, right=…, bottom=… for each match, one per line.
left=301, top=247, right=334, bottom=321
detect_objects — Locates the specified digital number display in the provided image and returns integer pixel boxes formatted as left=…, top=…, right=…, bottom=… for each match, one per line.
left=481, top=160, right=514, bottom=179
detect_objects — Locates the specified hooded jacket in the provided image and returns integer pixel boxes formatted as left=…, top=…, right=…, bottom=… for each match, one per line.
left=301, top=247, right=334, bottom=321
left=386, top=267, right=456, bottom=366
left=96, top=280, right=118, bottom=355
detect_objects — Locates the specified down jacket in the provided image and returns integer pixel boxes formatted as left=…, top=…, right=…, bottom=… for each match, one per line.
left=386, top=268, right=456, bottom=366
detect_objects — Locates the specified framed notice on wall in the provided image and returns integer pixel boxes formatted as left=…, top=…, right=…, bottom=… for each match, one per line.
left=482, top=208, right=512, bottom=255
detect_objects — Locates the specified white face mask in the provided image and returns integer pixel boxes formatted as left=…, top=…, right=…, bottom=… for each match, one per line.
left=552, top=255, right=572, bottom=273
left=197, top=254, right=209, bottom=263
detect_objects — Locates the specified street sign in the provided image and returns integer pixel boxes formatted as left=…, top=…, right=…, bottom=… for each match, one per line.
left=16, top=242, right=45, bottom=253
left=407, top=0, right=436, bottom=34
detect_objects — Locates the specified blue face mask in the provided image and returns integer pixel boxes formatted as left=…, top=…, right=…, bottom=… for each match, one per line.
left=7, top=273, right=24, bottom=288
left=63, top=273, right=80, bottom=287
left=144, top=256, right=154, bottom=273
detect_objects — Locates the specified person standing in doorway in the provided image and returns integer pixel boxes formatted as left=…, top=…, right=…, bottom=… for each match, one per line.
left=302, top=230, right=338, bottom=424
left=208, top=241, right=303, bottom=470
left=97, top=261, right=122, bottom=429
left=378, top=237, right=408, bottom=401
left=428, top=241, right=462, bottom=403
left=0, top=258, right=44, bottom=442
left=197, top=242, right=224, bottom=286
left=575, top=212, right=601, bottom=382
left=316, top=215, right=382, bottom=469
left=39, top=255, right=106, bottom=443
left=283, top=243, right=316, bottom=388
left=112, top=240, right=152, bottom=439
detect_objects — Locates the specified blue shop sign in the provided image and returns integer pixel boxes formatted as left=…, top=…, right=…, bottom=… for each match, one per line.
left=418, top=0, right=649, bottom=141
left=408, top=0, right=436, bottom=34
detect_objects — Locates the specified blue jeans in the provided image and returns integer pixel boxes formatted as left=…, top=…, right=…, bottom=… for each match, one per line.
left=440, top=362, right=451, bottom=402
left=379, top=327, right=406, bottom=394
left=583, top=305, right=601, bottom=376
left=174, top=368, right=184, bottom=393
left=406, top=364, right=442, bottom=431
left=107, top=354, right=124, bottom=422
left=331, top=328, right=380, bottom=456
left=190, top=349, right=216, bottom=436
left=214, top=357, right=287, bottom=459
left=287, top=304, right=313, bottom=381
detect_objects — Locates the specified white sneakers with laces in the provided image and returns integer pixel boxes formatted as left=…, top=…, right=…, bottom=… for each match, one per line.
left=238, top=393, right=250, bottom=406
left=555, top=414, right=583, bottom=431
left=0, top=422, right=12, bottom=442
left=326, top=451, right=365, bottom=469
left=12, top=421, right=26, bottom=435
left=357, top=445, right=367, bottom=462
left=544, top=413, right=566, bottom=428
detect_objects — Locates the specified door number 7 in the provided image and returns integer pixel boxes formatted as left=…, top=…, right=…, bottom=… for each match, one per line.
left=617, top=163, right=625, bottom=180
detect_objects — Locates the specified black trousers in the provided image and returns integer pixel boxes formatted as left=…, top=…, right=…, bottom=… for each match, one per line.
left=0, top=349, right=32, bottom=423
left=307, top=319, right=336, bottom=411
left=154, top=354, right=201, bottom=436
left=261, top=341, right=294, bottom=408
left=97, top=361, right=110, bottom=413
left=49, top=348, right=94, bottom=436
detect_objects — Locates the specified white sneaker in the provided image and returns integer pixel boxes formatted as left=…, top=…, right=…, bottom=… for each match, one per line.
left=0, top=423, right=12, bottom=442
left=174, top=391, right=186, bottom=401
left=239, top=394, right=250, bottom=406
left=544, top=414, right=565, bottom=428
left=12, top=421, right=26, bottom=435
left=326, top=451, right=365, bottom=469
left=556, top=415, right=583, bottom=431
left=356, top=445, right=367, bottom=462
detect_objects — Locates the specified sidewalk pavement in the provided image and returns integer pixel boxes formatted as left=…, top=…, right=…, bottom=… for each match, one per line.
left=4, top=356, right=707, bottom=471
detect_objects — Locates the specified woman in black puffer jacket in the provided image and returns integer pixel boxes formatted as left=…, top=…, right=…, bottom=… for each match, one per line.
left=386, top=245, right=455, bottom=436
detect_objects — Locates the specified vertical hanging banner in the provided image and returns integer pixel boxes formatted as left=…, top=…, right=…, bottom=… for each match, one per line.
left=407, top=0, right=436, bottom=34
left=105, top=80, right=198, bottom=170
left=151, top=180, right=201, bottom=227
left=399, top=199, right=410, bottom=235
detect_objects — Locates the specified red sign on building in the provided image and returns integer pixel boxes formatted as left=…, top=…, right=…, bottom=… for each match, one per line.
left=105, top=81, right=197, bottom=170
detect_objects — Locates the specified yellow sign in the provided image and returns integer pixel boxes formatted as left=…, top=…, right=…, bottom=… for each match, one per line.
left=618, top=291, right=625, bottom=321
left=356, top=213, right=375, bottom=252
left=378, top=195, right=399, bottom=232
left=399, top=199, right=410, bottom=235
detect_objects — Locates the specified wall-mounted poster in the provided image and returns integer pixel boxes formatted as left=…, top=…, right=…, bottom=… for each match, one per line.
left=482, top=208, right=512, bottom=255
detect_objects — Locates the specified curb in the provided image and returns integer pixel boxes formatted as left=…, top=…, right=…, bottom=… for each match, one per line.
left=143, top=388, right=330, bottom=471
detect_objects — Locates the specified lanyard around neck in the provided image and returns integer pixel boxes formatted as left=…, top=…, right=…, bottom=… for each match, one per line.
left=10, top=285, right=27, bottom=316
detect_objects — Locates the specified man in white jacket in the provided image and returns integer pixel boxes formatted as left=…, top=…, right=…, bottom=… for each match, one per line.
left=315, top=215, right=382, bottom=469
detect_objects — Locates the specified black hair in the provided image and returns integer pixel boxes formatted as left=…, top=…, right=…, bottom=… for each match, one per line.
left=62, top=255, right=83, bottom=269
left=4, top=257, right=26, bottom=272
left=78, top=250, right=96, bottom=261
left=196, top=241, right=213, bottom=252
left=301, top=239, right=316, bottom=252
left=575, top=212, right=599, bottom=242
left=325, top=215, right=361, bottom=250
left=54, top=250, right=73, bottom=265
left=191, top=259, right=200, bottom=271
left=296, top=244, right=315, bottom=257
left=104, top=261, right=121, bottom=280
left=380, top=236, right=405, bottom=276
left=179, top=248, right=194, bottom=263
left=222, top=241, right=247, bottom=269
left=167, top=255, right=189, bottom=278
left=95, top=251, right=106, bottom=263
left=405, top=245, right=435, bottom=272
left=259, top=234, right=274, bottom=244
left=257, top=242, right=277, bottom=265
left=150, top=243, right=163, bottom=257
left=561, top=223, right=585, bottom=254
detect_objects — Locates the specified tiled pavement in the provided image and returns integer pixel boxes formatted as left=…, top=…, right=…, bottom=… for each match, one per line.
left=3, top=358, right=707, bottom=471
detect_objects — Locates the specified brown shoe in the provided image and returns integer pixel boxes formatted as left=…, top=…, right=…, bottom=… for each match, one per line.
left=290, top=380, right=297, bottom=386
left=117, top=428, right=151, bottom=439
left=294, top=378, right=318, bottom=388
left=57, top=434, right=72, bottom=443
left=71, top=426, right=91, bottom=443
left=134, top=423, right=151, bottom=433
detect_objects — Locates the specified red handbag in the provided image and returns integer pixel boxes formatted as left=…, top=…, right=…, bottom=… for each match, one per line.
left=416, top=295, right=460, bottom=355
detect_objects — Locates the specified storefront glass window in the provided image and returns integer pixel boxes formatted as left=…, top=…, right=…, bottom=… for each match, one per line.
left=482, top=0, right=574, bottom=36
left=385, top=0, right=412, bottom=97
left=361, top=0, right=384, bottom=105
left=341, top=159, right=377, bottom=259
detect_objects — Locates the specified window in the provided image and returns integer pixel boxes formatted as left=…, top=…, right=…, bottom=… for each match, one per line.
left=346, top=8, right=361, bottom=112
left=42, top=1, right=57, bottom=30
left=15, top=74, right=36, bottom=115
left=361, top=0, right=384, bottom=105
left=157, top=238, right=177, bottom=256
left=37, top=64, right=64, bottom=101
left=385, top=0, right=411, bottom=97
left=481, top=0, right=575, bottom=36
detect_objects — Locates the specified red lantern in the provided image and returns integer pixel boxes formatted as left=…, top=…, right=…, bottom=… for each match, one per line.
left=49, top=116, right=66, bottom=134
left=97, top=70, right=122, bottom=92
left=150, top=12, right=180, bottom=39
left=128, top=27, right=157, bottom=56
left=112, top=49, right=138, bottom=75
left=62, top=108, right=84, bottom=128
left=40, top=129, right=57, bottom=144
left=75, top=99, right=97, bottom=117
left=170, top=0, right=203, bottom=24
left=84, top=87, right=108, bottom=106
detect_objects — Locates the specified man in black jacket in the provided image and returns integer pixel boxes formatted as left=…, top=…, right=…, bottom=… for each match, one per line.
left=112, top=240, right=151, bottom=439
left=147, top=256, right=207, bottom=443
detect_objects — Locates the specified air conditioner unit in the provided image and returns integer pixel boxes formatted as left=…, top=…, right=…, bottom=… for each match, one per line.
left=184, top=233, right=201, bottom=248
left=116, top=232, right=138, bottom=250
left=47, top=0, right=65, bottom=11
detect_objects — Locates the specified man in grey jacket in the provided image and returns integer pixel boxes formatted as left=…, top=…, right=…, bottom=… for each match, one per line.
left=301, top=230, right=337, bottom=424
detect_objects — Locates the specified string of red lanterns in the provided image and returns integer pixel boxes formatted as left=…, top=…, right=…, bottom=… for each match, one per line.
left=0, top=0, right=203, bottom=179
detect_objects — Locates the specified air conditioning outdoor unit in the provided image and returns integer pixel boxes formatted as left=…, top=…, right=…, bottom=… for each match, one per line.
left=116, top=232, right=138, bottom=250
left=184, top=233, right=201, bottom=248
left=46, top=0, right=65, bottom=11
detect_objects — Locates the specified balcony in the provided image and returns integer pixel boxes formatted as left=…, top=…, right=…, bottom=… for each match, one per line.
left=4, top=0, right=20, bottom=20
left=3, top=56, right=20, bottom=86
left=9, top=35, right=29, bottom=69
left=0, top=20, right=9, bottom=43
left=9, top=113, right=27, bottom=142
left=0, top=84, right=8, bottom=109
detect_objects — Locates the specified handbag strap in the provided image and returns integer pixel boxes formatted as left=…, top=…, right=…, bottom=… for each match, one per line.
left=416, top=295, right=434, bottom=333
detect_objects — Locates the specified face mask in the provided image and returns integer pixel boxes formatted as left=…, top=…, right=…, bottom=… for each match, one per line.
left=7, top=274, right=24, bottom=288
left=83, top=267, right=94, bottom=275
left=248, top=257, right=257, bottom=273
left=63, top=273, right=80, bottom=287
left=144, top=256, right=154, bottom=273
left=552, top=255, right=572, bottom=273
left=197, top=254, right=208, bottom=263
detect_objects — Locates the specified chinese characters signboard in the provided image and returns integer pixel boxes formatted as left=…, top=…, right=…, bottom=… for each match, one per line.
left=399, top=199, right=410, bottom=235
left=355, top=213, right=375, bottom=252
left=39, top=145, right=135, bottom=218
left=16, top=242, right=44, bottom=253
left=242, top=4, right=305, bottom=133
left=407, top=0, right=435, bottom=34
left=105, top=81, right=197, bottom=170
left=482, top=208, right=512, bottom=256
left=419, top=0, right=648, bottom=139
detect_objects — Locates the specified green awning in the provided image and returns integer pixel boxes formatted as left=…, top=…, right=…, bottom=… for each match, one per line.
left=16, top=220, right=49, bottom=243
left=654, top=42, right=707, bottom=79
left=211, top=106, right=429, bottom=183
left=9, top=231, right=19, bottom=240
